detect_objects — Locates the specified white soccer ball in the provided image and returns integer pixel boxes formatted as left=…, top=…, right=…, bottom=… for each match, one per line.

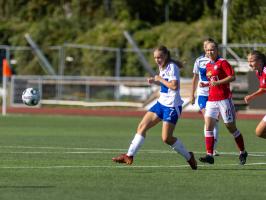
left=22, top=88, right=40, bottom=106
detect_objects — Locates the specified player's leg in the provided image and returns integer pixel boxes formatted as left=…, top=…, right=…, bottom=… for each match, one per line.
left=224, top=120, right=248, bottom=165
left=199, top=101, right=219, bottom=164
left=128, top=111, right=161, bottom=155
left=112, top=111, right=160, bottom=164
left=198, top=96, right=207, bottom=137
left=220, top=99, right=248, bottom=165
left=161, top=106, right=197, bottom=170
left=255, top=115, right=266, bottom=139
left=202, top=115, right=219, bottom=155
left=213, top=120, right=219, bottom=155
left=199, top=96, right=219, bottom=155
left=112, top=102, right=162, bottom=165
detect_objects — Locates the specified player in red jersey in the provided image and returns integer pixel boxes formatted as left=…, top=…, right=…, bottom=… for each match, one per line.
left=199, top=40, right=248, bottom=165
left=190, top=38, right=220, bottom=156
left=244, top=50, right=266, bottom=138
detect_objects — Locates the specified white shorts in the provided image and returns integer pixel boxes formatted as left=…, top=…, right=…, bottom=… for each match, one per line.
left=205, top=98, right=236, bottom=123
left=263, top=115, right=266, bottom=122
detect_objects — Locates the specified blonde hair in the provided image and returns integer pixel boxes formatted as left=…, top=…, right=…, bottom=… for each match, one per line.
left=203, top=38, right=215, bottom=50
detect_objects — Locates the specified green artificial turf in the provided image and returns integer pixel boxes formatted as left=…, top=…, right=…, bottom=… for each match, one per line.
left=0, top=114, right=265, bottom=200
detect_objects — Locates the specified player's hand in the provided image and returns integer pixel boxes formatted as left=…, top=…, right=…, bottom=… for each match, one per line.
left=190, top=96, right=195, bottom=105
left=244, top=95, right=251, bottom=104
left=210, top=81, right=220, bottom=86
left=199, top=82, right=209, bottom=87
left=154, top=75, right=162, bottom=82
left=147, top=77, right=155, bottom=84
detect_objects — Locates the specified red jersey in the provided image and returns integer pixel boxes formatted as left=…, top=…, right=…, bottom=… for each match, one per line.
left=256, top=66, right=266, bottom=88
left=206, top=58, right=234, bottom=101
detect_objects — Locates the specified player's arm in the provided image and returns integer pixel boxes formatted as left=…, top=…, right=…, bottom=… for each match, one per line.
left=210, top=75, right=235, bottom=86
left=190, top=73, right=199, bottom=105
left=244, top=88, right=266, bottom=104
left=210, top=60, right=235, bottom=86
left=147, top=77, right=160, bottom=86
left=154, top=75, right=178, bottom=90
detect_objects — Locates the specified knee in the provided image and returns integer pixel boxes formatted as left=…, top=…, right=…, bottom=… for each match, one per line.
left=225, top=123, right=237, bottom=134
left=161, top=135, right=174, bottom=145
left=255, top=131, right=261, bottom=138
left=255, top=128, right=265, bottom=138
left=161, top=135, right=168, bottom=144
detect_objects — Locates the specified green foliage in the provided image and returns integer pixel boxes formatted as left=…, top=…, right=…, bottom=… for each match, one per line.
left=229, top=0, right=262, bottom=33
left=0, top=0, right=265, bottom=76
left=74, top=19, right=127, bottom=76
left=126, top=18, right=221, bottom=76
left=239, top=15, right=266, bottom=43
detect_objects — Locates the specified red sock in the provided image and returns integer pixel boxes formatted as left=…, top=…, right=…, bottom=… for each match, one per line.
left=235, top=134, right=245, bottom=151
left=205, top=136, right=214, bottom=155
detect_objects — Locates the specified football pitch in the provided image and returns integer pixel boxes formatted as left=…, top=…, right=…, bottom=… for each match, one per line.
left=0, top=114, right=265, bottom=200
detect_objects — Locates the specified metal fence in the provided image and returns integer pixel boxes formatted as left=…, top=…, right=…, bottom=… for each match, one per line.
left=0, top=44, right=179, bottom=78
left=10, top=75, right=158, bottom=108
left=1, top=43, right=266, bottom=79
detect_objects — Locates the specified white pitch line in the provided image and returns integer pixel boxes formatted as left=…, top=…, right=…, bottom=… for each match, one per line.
left=0, top=145, right=130, bottom=151
left=0, top=151, right=265, bottom=157
left=194, top=151, right=266, bottom=157
left=0, top=146, right=266, bottom=156
left=0, top=162, right=266, bottom=169
left=0, top=151, right=119, bottom=154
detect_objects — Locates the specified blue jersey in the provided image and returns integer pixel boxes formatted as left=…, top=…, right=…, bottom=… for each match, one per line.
left=193, top=55, right=210, bottom=96
left=158, top=62, right=184, bottom=107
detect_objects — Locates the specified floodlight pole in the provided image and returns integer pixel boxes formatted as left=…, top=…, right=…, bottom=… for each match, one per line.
left=222, top=0, right=229, bottom=58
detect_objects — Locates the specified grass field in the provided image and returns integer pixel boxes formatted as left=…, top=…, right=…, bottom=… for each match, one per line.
left=0, top=114, right=265, bottom=200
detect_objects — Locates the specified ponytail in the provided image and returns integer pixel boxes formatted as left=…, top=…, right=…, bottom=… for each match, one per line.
left=172, top=59, right=184, bottom=69
left=154, top=45, right=184, bottom=68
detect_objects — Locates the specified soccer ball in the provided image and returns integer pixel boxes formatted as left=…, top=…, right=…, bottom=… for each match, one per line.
left=22, top=88, right=40, bottom=106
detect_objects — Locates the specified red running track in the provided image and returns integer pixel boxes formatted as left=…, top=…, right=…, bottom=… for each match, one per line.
left=3, top=107, right=265, bottom=120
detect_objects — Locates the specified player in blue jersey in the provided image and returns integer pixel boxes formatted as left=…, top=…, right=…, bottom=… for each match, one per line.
left=112, top=45, right=197, bottom=170
left=190, top=38, right=219, bottom=156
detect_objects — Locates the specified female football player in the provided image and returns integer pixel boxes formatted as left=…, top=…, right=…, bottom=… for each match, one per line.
left=112, top=45, right=197, bottom=170
left=199, top=40, right=248, bottom=165
left=244, top=50, right=266, bottom=138
left=190, top=38, right=219, bottom=156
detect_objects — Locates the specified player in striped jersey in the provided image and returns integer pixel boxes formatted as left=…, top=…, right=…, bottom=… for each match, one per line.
left=245, top=50, right=266, bottom=138
left=190, top=38, right=219, bottom=155
left=112, top=45, right=197, bottom=170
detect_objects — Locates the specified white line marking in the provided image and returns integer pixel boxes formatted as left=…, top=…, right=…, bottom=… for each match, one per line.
left=0, top=152, right=119, bottom=154
left=0, top=162, right=266, bottom=169
left=0, top=146, right=265, bottom=157
left=0, top=151, right=265, bottom=157
left=2, top=145, right=124, bottom=150
left=0, top=145, right=265, bottom=169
